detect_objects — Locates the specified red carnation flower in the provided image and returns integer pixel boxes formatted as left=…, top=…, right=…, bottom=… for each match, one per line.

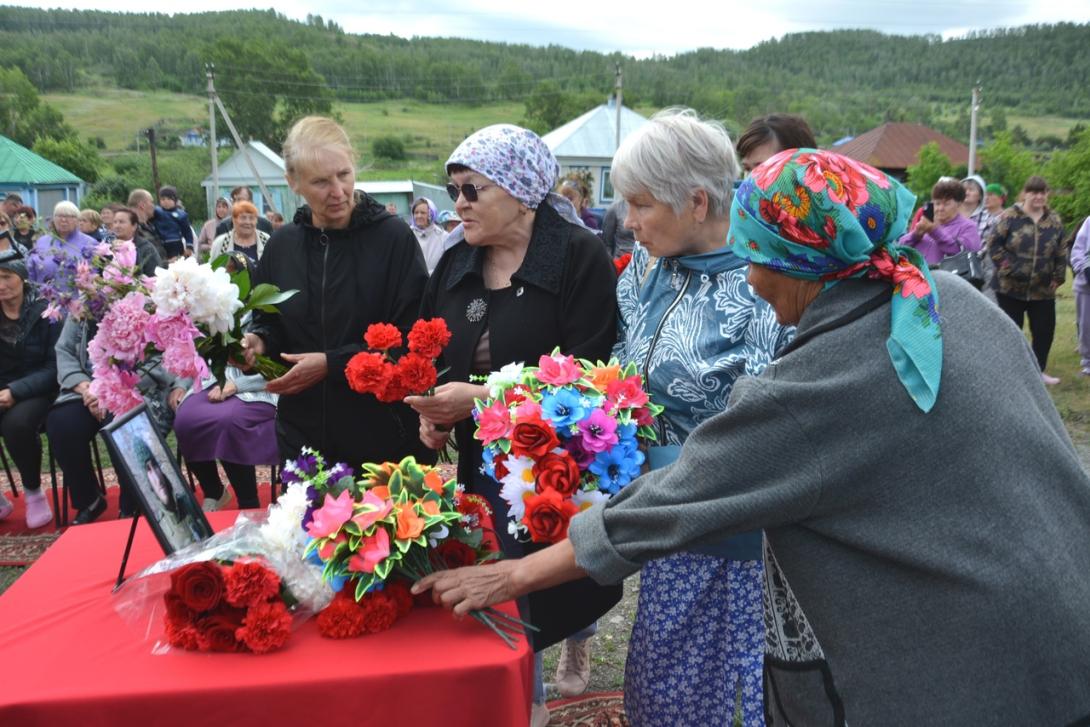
left=224, top=561, right=282, bottom=608
left=384, top=581, right=414, bottom=618
left=407, top=318, right=451, bottom=359
left=395, top=353, right=438, bottom=395
left=165, top=620, right=201, bottom=650
left=364, top=323, right=402, bottom=351
left=316, top=591, right=368, bottom=639
left=170, top=562, right=225, bottom=612
left=613, top=253, right=632, bottom=277
left=358, top=591, right=399, bottom=634
left=236, top=601, right=293, bottom=654
left=346, top=351, right=390, bottom=395
left=376, top=367, right=409, bottom=402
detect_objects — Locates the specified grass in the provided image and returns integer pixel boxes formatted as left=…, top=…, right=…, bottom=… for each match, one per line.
left=1006, top=114, right=1086, bottom=141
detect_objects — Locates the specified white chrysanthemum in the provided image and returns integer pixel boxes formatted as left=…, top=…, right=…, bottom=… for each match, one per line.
left=258, top=483, right=311, bottom=555
left=486, top=361, right=525, bottom=398
left=572, top=489, right=609, bottom=511
left=150, top=257, right=242, bottom=335
left=499, top=455, right=536, bottom=522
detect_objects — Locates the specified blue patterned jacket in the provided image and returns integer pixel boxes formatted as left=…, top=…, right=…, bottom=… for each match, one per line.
left=615, top=242, right=792, bottom=447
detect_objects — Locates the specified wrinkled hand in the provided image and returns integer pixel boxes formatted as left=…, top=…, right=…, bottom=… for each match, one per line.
left=0, top=388, right=14, bottom=410
left=412, top=560, right=519, bottom=617
left=221, top=381, right=238, bottom=399
left=206, top=385, right=224, bottom=403
left=419, top=416, right=451, bottom=451
left=236, top=333, right=266, bottom=370
left=404, top=382, right=488, bottom=427
left=266, top=352, right=327, bottom=395
left=76, top=381, right=99, bottom=413
left=168, top=387, right=186, bottom=411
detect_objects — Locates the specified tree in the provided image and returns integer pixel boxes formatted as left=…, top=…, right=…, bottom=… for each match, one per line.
left=203, top=38, right=336, bottom=150
left=371, top=135, right=406, bottom=161
left=905, top=142, right=954, bottom=201
left=1045, top=126, right=1090, bottom=229
left=979, top=131, right=1038, bottom=199
left=523, top=81, right=579, bottom=136
left=32, top=136, right=101, bottom=183
left=0, top=66, right=74, bottom=148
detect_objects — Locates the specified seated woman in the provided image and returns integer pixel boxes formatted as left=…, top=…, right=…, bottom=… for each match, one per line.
left=111, top=208, right=163, bottom=277
left=11, top=206, right=39, bottom=250
left=557, top=174, right=600, bottom=230
left=610, top=109, right=792, bottom=725
left=197, top=197, right=231, bottom=260
left=174, top=253, right=279, bottom=511
left=0, top=259, right=61, bottom=528
left=209, top=201, right=270, bottom=264
left=78, top=209, right=106, bottom=242
left=418, top=150, right=1090, bottom=724
left=409, top=197, right=446, bottom=274
left=898, top=177, right=981, bottom=280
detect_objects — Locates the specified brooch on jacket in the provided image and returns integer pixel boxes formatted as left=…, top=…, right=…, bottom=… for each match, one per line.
left=466, top=297, right=487, bottom=322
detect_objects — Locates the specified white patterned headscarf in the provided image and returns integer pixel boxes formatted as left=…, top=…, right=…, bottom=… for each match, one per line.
left=443, top=124, right=583, bottom=250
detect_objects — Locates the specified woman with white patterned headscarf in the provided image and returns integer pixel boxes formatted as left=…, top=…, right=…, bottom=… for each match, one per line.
left=404, top=123, right=617, bottom=727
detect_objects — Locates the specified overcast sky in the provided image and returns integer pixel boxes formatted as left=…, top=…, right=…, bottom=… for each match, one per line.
left=13, top=0, right=1090, bottom=56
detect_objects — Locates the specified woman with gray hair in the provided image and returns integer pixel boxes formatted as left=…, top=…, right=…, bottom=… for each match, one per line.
left=607, top=108, right=790, bottom=724
left=404, top=123, right=618, bottom=727
left=31, top=200, right=97, bottom=264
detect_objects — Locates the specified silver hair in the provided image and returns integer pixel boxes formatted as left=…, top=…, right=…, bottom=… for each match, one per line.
left=53, top=200, right=80, bottom=218
left=611, top=107, right=740, bottom=217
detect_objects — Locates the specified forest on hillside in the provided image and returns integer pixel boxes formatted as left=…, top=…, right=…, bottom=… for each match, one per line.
left=0, top=7, right=1088, bottom=143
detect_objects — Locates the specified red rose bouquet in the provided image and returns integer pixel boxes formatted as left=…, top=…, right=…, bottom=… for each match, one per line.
left=472, top=349, right=663, bottom=544
left=345, top=318, right=451, bottom=402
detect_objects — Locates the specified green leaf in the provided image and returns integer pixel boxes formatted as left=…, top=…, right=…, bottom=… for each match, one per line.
left=210, top=253, right=231, bottom=270
left=234, top=268, right=251, bottom=300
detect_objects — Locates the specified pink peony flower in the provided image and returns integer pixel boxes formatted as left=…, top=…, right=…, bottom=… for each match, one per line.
left=305, top=490, right=355, bottom=539
left=111, top=239, right=137, bottom=268
left=536, top=352, right=582, bottom=387
left=145, top=311, right=200, bottom=351
left=476, top=399, right=514, bottom=445
left=162, top=341, right=210, bottom=382
left=348, top=528, right=390, bottom=574
left=90, top=367, right=143, bottom=416
left=96, top=291, right=150, bottom=365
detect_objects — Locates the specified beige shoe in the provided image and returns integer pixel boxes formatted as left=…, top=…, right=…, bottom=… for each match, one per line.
left=201, top=489, right=232, bottom=512
left=530, top=702, right=550, bottom=727
left=554, top=636, right=591, bottom=698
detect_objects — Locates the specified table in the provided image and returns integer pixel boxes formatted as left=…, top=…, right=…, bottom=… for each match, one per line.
left=0, top=511, right=533, bottom=726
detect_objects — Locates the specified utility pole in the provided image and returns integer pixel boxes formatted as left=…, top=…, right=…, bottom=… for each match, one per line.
left=968, top=83, right=981, bottom=175
left=145, top=127, right=160, bottom=194
left=205, top=69, right=278, bottom=215
left=614, top=63, right=623, bottom=152
left=207, top=63, right=219, bottom=218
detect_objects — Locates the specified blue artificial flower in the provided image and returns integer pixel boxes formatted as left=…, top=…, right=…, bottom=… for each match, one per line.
left=540, top=386, right=589, bottom=429
left=589, top=441, right=645, bottom=495
left=617, top=422, right=637, bottom=441
left=328, top=571, right=348, bottom=593
left=481, top=446, right=497, bottom=478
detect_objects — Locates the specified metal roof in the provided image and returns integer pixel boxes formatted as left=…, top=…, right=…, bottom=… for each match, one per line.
left=542, top=100, right=649, bottom=160
left=0, top=135, right=83, bottom=185
left=832, top=123, right=969, bottom=171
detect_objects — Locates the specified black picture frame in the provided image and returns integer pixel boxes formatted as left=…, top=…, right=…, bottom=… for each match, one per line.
left=100, top=403, right=214, bottom=555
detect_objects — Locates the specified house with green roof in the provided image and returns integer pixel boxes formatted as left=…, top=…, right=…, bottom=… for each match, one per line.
left=0, top=135, right=84, bottom=215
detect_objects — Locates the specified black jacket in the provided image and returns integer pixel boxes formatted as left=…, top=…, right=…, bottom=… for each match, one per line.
left=421, top=201, right=620, bottom=650
left=249, top=193, right=433, bottom=468
left=0, top=293, right=61, bottom=401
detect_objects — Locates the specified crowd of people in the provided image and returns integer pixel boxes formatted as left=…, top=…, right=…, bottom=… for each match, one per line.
left=0, top=108, right=1087, bottom=725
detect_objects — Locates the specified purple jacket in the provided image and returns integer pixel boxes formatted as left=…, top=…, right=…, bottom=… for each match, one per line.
left=1071, top=216, right=1090, bottom=295
left=898, top=214, right=981, bottom=265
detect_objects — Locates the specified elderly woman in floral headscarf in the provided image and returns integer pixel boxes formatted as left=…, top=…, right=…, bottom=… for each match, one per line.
left=404, top=123, right=618, bottom=727
left=415, top=149, right=1090, bottom=725
left=409, top=196, right=446, bottom=274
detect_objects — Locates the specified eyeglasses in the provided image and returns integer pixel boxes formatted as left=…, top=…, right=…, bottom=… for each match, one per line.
left=446, top=182, right=495, bottom=203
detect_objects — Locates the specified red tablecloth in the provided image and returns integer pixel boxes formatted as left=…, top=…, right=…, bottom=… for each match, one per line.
left=0, top=511, right=532, bottom=726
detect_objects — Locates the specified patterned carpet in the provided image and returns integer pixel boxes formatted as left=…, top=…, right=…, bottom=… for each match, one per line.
left=0, top=532, right=59, bottom=566
left=547, top=692, right=628, bottom=726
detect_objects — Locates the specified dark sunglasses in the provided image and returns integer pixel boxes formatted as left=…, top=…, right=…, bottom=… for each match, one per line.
left=446, top=182, right=495, bottom=203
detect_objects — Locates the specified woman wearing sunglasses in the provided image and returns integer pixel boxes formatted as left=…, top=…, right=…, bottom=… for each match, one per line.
left=404, top=124, right=619, bottom=727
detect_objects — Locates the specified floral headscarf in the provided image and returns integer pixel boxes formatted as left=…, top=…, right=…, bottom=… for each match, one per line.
left=443, top=124, right=582, bottom=250
left=730, top=148, right=942, bottom=413
left=409, top=197, right=438, bottom=231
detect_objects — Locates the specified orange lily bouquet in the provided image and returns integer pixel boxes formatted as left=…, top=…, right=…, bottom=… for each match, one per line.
left=301, top=453, right=532, bottom=647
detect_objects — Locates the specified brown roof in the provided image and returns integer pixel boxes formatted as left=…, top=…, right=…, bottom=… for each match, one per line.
left=831, top=123, right=970, bottom=170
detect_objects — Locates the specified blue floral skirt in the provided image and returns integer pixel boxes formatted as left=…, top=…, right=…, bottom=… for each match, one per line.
left=624, top=553, right=765, bottom=726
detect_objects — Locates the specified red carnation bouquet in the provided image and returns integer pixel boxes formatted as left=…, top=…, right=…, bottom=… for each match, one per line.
left=163, top=559, right=294, bottom=654
left=345, top=318, right=451, bottom=402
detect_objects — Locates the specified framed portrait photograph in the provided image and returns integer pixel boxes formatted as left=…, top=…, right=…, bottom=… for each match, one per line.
left=100, top=403, right=214, bottom=554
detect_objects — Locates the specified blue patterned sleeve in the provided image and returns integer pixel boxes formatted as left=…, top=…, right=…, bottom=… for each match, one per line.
left=743, top=293, right=793, bottom=377
left=613, top=243, right=649, bottom=361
